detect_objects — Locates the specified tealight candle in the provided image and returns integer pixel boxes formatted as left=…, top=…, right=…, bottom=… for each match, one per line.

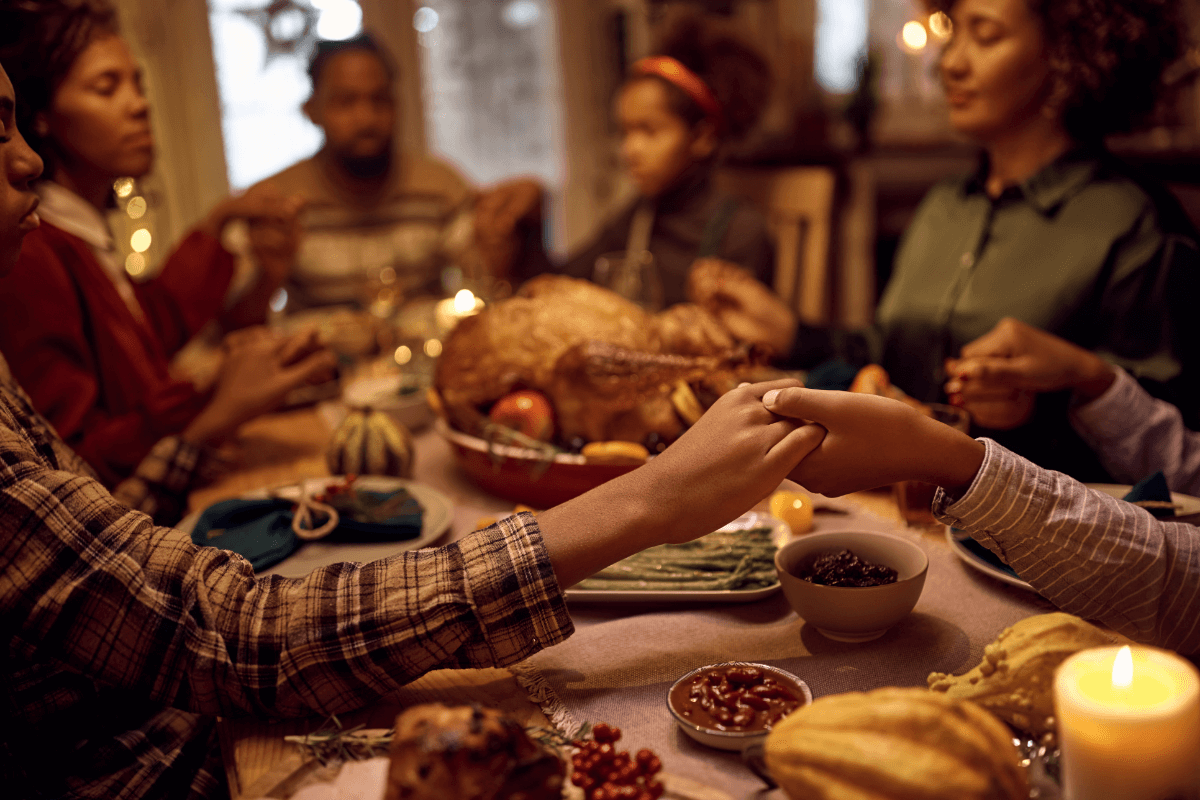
left=435, top=289, right=485, bottom=333
left=1054, top=645, right=1200, bottom=800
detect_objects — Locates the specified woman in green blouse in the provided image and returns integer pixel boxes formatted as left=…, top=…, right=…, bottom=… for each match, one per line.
left=726, top=0, right=1199, bottom=480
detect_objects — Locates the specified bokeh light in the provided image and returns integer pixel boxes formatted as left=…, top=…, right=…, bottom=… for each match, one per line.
left=929, top=11, right=952, bottom=41
left=413, top=7, right=438, bottom=33
left=125, top=252, right=146, bottom=277
left=901, top=21, right=928, bottom=51
left=126, top=196, right=147, bottom=219
left=130, top=229, right=153, bottom=253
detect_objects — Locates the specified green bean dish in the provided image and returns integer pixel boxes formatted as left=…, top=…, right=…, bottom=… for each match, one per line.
left=575, top=527, right=778, bottom=592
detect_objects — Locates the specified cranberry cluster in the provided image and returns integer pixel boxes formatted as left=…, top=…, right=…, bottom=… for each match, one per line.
left=570, top=723, right=664, bottom=800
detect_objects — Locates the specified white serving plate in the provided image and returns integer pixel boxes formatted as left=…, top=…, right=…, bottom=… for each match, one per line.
left=945, top=528, right=1033, bottom=591
left=563, top=512, right=789, bottom=604
left=180, top=476, right=453, bottom=578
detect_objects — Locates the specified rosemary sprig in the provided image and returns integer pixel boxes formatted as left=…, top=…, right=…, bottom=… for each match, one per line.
left=284, top=714, right=394, bottom=765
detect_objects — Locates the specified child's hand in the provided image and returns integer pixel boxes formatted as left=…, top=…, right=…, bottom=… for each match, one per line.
left=763, top=388, right=985, bottom=497
left=636, top=379, right=825, bottom=543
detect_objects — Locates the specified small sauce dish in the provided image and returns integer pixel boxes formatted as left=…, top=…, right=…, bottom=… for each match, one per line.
left=667, top=662, right=811, bottom=751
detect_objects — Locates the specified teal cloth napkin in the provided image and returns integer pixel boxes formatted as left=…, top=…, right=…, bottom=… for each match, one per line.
left=1123, top=470, right=1174, bottom=517
left=191, top=490, right=425, bottom=571
left=191, top=498, right=300, bottom=570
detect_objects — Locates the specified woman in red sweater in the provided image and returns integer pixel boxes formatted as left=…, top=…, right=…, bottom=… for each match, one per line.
left=0, top=0, right=331, bottom=500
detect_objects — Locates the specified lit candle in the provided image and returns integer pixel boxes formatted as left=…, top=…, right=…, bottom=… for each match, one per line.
left=1054, top=645, right=1200, bottom=800
left=434, top=289, right=485, bottom=333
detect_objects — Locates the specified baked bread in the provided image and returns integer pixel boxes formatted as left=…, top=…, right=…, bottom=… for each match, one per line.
left=928, top=611, right=1115, bottom=737
left=384, top=704, right=563, bottom=800
left=764, top=687, right=1028, bottom=800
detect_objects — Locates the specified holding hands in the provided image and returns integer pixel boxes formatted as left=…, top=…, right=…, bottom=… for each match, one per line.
left=944, top=318, right=1117, bottom=428
left=686, top=259, right=797, bottom=355
left=761, top=387, right=985, bottom=497
left=182, top=327, right=336, bottom=446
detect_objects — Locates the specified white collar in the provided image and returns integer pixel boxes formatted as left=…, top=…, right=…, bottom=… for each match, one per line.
left=35, top=181, right=115, bottom=252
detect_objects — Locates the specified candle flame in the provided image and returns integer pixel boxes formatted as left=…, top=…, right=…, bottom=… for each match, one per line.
left=1112, top=645, right=1134, bottom=688
left=453, top=289, right=476, bottom=313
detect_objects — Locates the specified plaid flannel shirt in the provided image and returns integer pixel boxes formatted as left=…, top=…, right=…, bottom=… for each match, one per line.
left=0, top=355, right=572, bottom=799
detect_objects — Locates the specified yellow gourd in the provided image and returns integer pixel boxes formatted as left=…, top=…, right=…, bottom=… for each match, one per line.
left=764, top=687, right=1028, bottom=800
left=327, top=408, right=414, bottom=478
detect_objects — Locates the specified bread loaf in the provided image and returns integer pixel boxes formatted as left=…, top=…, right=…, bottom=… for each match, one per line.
left=384, top=704, right=563, bottom=800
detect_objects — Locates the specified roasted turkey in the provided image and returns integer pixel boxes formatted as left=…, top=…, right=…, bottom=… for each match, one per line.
left=433, top=275, right=773, bottom=445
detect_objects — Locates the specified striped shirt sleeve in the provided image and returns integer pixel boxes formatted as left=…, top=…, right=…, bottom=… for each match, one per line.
left=1070, top=367, right=1200, bottom=496
left=934, top=439, right=1200, bottom=655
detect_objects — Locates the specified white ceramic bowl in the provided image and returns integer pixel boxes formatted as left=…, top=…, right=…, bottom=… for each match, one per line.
left=666, top=662, right=811, bottom=751
left=774, top=530, right=928, bottom=642
left=343, top=373, right=433, bottom=431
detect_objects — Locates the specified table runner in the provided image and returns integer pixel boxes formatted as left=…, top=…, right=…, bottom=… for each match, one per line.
left=515, top=499, right=1055, bottom=798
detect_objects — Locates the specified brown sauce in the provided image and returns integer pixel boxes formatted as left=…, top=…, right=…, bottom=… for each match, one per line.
left=669, top=665, right=804, bottom=733
left=797, top=549, right=898, bottom=587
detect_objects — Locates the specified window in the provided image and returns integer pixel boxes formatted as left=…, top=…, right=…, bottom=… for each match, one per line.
left=413, top=0, right=563, bottom=187
left=207, top=0, right=364, bottom=189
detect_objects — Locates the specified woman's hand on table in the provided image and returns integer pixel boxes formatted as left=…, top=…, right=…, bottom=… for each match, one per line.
left=762, top=387, right=986, bottom=497
left=538, top=380, right=825, bottom=588
left=182, top=328, right=336, bottom=446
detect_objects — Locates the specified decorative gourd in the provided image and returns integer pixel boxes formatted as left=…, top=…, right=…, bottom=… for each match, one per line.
left=327, top=408, right=414, bottom=478
left=764, top=687, right=1028, bottom=800
left=928, top=611, right=1115, bottom=737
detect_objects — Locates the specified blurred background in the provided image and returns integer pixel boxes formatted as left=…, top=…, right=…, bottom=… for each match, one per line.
left=107, top=0, right=1200, bottom=327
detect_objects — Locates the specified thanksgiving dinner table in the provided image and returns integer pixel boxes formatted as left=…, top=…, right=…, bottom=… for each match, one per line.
left=181, top=389, right=1160, bottom=800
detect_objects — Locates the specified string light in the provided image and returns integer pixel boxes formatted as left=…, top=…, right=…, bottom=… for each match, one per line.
left=130, top=229, right=152, bottom=253
left=900, top=21, right=928, bottom=52
left=113, top=178, right=134, bottom=198
left=929, top=11, right=952, bottom=41
left=126, top=196, right=147, bottom=219
left=424, top=339, right=443, bottom=358
left=125, top=252, right=146, bottom=277
left=394, top=345, right=413, bottom=365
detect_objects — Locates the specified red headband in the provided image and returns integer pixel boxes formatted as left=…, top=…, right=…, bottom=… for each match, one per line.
left=632, top=56, right=725, bottom=136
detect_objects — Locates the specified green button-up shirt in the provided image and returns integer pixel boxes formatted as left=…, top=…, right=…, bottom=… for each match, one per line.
left=797, top=148, right=1200, bottom=480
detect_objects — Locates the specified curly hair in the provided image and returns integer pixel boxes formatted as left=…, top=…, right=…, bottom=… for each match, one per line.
left=626, top=10, right=772, bottom=144
left=0, top=0, right=120, bottom=162
left=928, top=0, right=1187, bottom=140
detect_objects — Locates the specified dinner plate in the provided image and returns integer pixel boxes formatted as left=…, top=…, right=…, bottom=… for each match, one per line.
left=563, top=512, right=789, bottom=604
left=179, top=476, right=454, bottom=578
left=945, top=528, right=1034, bottom=591
left=1083, top=483, right=1200, bottom=516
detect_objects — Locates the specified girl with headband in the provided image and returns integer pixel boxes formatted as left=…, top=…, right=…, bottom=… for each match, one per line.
left=521, top=12, right=779, bottom=321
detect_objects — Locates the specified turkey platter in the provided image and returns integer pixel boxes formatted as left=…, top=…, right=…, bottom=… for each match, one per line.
left=433, top=275, right=773, bottom=450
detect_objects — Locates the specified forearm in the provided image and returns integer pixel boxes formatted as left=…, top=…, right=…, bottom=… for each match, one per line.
left=3, top=440, right=573, bottom=719
left=935, top=439, right=1200, bottom=654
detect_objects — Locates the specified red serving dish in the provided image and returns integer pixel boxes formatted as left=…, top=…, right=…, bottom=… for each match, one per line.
left=435, top=420, right=641, bottom=507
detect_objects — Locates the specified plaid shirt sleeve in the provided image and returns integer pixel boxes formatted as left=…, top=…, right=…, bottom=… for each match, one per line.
left=108, top=434, right=222, bottom=525
left=2, top=367, right=574, bottom=723
left=934, top=439, right=1200, bottom=655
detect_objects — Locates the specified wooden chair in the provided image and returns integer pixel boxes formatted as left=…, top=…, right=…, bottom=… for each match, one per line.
left=717, top=165, right=838, bottom=325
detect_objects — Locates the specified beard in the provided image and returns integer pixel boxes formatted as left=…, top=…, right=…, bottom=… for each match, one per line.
left=334, top=143, right=392, bottom=180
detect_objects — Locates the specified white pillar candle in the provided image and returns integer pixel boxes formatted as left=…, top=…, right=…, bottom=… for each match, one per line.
left=1054, top=645, right=1200, bottom=800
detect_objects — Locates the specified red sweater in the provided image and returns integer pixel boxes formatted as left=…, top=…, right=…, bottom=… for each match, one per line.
left=0, top=222, right=234, bottom=486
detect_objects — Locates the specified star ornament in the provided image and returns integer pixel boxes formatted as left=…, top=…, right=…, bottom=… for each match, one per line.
left=238, top=0, right=320, bottom=63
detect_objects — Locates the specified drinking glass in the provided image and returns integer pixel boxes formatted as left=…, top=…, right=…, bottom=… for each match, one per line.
left=593, top=250, right=663, bottom=311
left=894, top=403, right=972, bottom=525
